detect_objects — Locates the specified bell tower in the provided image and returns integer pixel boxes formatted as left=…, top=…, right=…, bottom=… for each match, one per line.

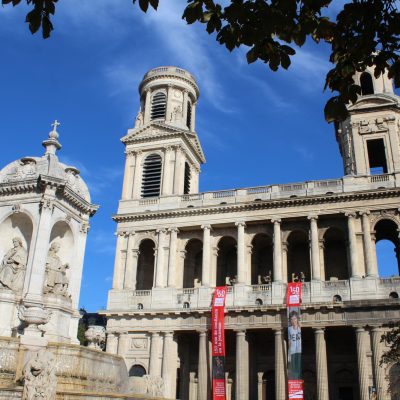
left=120, top=66, right=205, bottom=201
left=335, top=67, right=400, bottom=177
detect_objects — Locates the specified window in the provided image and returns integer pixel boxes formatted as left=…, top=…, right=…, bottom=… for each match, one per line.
left=186, top=101, right=192, bottom=129
left=129, top=365, right=146, bottom=377
left=141, top=154, right=162, bottom=198
left=151, top=92, right=167, bottom=120
left=367, top=139, right=388, bottom=174
left=184, top=162, right=191, bottom=195
left=360, top=72, right=374, bottom=95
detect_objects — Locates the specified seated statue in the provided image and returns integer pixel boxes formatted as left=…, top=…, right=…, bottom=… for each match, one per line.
left=44, top=242, right=69, bottom=296
left=0, top=237, right=27, bottom=293
left=292, top=272, right=299, bottom=283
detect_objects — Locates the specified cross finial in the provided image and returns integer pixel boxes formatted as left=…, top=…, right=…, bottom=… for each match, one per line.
left=51, top=120, right=60, bottom=132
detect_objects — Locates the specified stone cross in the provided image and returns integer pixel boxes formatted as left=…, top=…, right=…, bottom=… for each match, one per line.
left=51, top=120, right=60, bottom=132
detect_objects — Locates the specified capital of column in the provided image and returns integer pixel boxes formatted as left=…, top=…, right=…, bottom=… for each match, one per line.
left=271, top=218, right=281, bottom=224
left=235, top=221, right=246, bottom=228
left=168, top=227, right=179, bottom=233
left=359, top=210, right=371, bottom=216
left=274, top=328, right=283, bottom=336
left=355, top=326, right=366, bottom=334
left=201, top=224, right=212, bottom=231
left=344, top=211, right=357, bottom=218
left=314, top=328, right=325, bottom=335
left=150, top=331, right=160, bottom=338
left=307, top=214, right=319, bottom=221
left=235, top=329, right=246, bottom=336
left=180, top=249, right=187, bottom=259
left=157, top=228, right=167, bottom=235
left=197, top=329, right=208, bottom=337
left=163, top=331, right=174, bottom=338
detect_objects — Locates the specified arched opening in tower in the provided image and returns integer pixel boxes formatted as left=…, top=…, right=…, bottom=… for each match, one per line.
left=136, top=239, right=156, bottom=290
left=360, top=72, right=374, bottom=95
left=251, top=233, right=273, bottom=284
left=287, top=230, right=311, bottom=282
left=324, top=227, right=349, bottom=280
left=183, top=239, right=202, bottom=288
left=217, top=236, right=237, bottom=286
left=374, top=219, right=400, bottom=277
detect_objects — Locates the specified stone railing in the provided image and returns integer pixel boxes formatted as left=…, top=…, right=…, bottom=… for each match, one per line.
left=119, top=173, right=398, bottom=213
left=106, top=276, right=400, bottom=312
left=143, top=66, right=197, bottom=83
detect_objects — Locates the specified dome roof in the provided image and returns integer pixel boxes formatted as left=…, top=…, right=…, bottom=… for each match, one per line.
left=0, top=123, right=91, bottom=203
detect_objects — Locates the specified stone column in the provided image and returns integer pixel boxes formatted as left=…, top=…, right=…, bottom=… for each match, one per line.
left=273, top=219, right=283, bottom=282
left=355, top=327, right=369, bottom=400
left=167, top=228, right=179, bottom=287
left=155, top=229, right=167, bottom=288
left=198, top=330, right=209, bottom=400
left=166, top=84, right=174, bottom=122
left=211, top=246, right=219, bottom=287
left=132, top=150, right=144, bottom=199
left=149, top=332, right=162, bottom=376
left=191, top=102, right=196, bottom=130
left=371, top=327, right=386, bottom=400
left=236, top=330, right=249, bottom=400
left=201, top=225, right=211, bottom=286
left=162, top=332, right=177, bottom=399
left=360, top=211, right=378, bottom=277
left=124, top=233, right=136, bottom=289
left=173, top=146, right=185, bottom=195
left=282, top=241, right=288, bottom=283
left=162, top=147, right=173, bottom=196
left=274, top=329, right=286, bottom=400
left=117, top=332, right=129, bottom=356
left=315, top=328, right=329, bottom=400
left=319, top=239, right=326, bottom=281
left=346, top=213, right=360, bottom=278
left=121, top=151, right=135, bottom=199
left=144, top=89, right=152, bottom=124
left=112, top=233, right=128, bottom=290
left=182, top=90, right=189, bottom=125
left=309, top=215, right=321, bottom=280
left=106, top=332, right=119, bottom=354
left=236, top=222, right=246, bottom=284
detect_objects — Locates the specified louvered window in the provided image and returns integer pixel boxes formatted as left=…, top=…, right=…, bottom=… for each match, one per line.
left=141, top=154, right=162, bottom=198
left=186, top=101, right=192, bottom=129
left=151, top=92, right=167, bottom=120
left=184, top=162, right=191, bottom=194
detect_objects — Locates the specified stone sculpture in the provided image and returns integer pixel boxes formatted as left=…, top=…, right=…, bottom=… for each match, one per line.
left=43, top=242, right=69, bottom=296
left=85, top=325, right=106, bottom=350
left=143, top=375, right=164, bottom=397
left=22, top=350, right=57, bottom=400
left=134, top=110, right=143, bottom=128
left=0, top=237, right=27, bottom=293
left=170, top=105, right=183, bottom=122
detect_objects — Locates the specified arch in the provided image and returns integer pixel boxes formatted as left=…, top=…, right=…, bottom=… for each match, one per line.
left=186, top=101, right=192, bottom=129
left=324, top=227, right=350, bottom=280
left=389, top=363, right=400, bottom=398
left=374, top=219, right=399, bottom=277
left=360, top=72, right=374, bottom=95
left=287, top=230, right=311, bottom=282
left=251, top=234, right=273, bottom=284
left=151, top=92, right=167, bottom=120
left=49, top=220, right=75, bottom=264
left=184, top=162, right=191, bottom=195
left=0, top=212, right=33, bottom=294
left=141, top=153, right=162, bottom=198
left=183, top=239, right=202, bottom=288
left=129, top=364, right=146, bottom=377
left=136, top=239, right=155, bottom=290
left=217, top=236, right=237, bottom=286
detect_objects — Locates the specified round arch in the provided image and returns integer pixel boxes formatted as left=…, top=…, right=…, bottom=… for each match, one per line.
left=217, top=236, right=237, bottom=286
left=251, top=233, right=273, bottom=284
left=287, top=230, right=310, bottom=282
left=136, top=239, right=156, bottom=290
left=183, top=238, right=202, bottom=288
left=324, top=227, right=349, bottom=280
left=129, top=364, right=147, bottom=377
left=374, top=219, right=399, bottom=277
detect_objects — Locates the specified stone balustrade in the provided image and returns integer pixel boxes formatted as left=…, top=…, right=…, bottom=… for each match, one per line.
left=118, top=173, right=398, bottom=213
left=106, top=276, right=400, bottom=312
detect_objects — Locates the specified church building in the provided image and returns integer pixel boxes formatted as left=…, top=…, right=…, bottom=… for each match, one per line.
left=102, top=66, right=400, bottom=400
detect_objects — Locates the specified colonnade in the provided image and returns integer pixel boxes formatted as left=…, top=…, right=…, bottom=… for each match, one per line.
left=107, top=325, right=389, bottom=400
left=112, top=212, right=385, bottom=291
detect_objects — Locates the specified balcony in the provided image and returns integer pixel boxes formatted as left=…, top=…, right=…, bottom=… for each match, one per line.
left=117, top=173, right=399, bottom=215
left=106, top=277, right=400, bottom=313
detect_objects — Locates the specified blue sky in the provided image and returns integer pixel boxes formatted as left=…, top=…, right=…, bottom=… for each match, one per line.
left=0, top=1, right=397, bottom=311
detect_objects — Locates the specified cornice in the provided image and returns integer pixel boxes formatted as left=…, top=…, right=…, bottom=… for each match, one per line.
left=113, top=188, right=400, bottom=223
left=139, top=73, right=199, bottom=97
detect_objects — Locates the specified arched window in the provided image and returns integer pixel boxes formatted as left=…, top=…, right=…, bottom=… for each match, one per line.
left=251, top=234, right=273, bottom=284
left=136, top=239, right=155, bottom=290
left=287, top=231, right=311, bottom=282
left=151, top=92, right=167, bottom=120
left=183, top=239, right=202, bottom=288
left=129, top=364, right=146, bottom=377
left=184, top=162, right=191, bottom=195
left=324, top=227, right=349, bottom=280
left=217, top=236, right=237, bottom=286
left=141, top=154, right=162, bottom=198
left=360, top=72, right=374, bottom=95
left=186, top=101, right=192, bottom=129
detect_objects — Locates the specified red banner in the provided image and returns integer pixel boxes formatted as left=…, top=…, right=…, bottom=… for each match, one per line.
left=212, top=286, right=227, bottom=400
left=287, top=283, right=304, bottom=400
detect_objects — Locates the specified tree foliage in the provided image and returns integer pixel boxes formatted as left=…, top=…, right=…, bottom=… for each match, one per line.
left=380, top=323, right=400, bottom=393
left=3, top=0, right=400, bottom=122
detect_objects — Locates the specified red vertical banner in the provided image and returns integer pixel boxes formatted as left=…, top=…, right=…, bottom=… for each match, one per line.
left=212, top=286, right=227, bottom=400
left=287, top=283, right=304, bottom=400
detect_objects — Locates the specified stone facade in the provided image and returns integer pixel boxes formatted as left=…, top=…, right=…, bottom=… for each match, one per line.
left=103, top=66, right=400, bottom=400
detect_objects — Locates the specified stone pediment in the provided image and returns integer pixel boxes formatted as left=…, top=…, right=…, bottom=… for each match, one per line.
left=121, top=122, right=206, bottom=163
left=348, top=94, right=400, bottom=112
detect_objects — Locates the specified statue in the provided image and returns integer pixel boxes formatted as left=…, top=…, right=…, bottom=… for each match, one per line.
left=170, top=105, right=183, bottom=122
left=0, top=237, right=27, bottom=293
left=300, top=271, right=306, bottom=282
left=22, top=350, right=57, bottom=400
left=134, top=109, right=143, bottom=128
left=259, top=270, right=272, bottom=284
left=292, top=272, right=299, bottom=283
left=44, top=242, right=69, bottom=296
